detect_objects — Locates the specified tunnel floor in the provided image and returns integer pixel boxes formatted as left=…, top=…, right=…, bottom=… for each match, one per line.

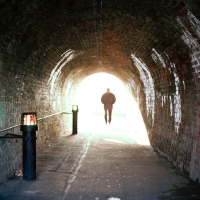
left=0, top=123, right=200, bottom=200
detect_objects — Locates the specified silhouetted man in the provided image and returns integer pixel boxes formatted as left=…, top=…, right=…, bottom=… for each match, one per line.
left=101, top=88, right=116, bottom=124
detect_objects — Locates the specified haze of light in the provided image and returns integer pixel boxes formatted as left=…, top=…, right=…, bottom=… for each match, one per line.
left=74, top=73, right=150, bottom=145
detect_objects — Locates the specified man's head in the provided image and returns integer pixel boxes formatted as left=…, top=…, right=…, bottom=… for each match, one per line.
left=107, top=88, right=110, bottom=93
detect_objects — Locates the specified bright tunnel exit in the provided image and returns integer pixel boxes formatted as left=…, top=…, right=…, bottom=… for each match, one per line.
left=73, top=73, right=150, bottom=145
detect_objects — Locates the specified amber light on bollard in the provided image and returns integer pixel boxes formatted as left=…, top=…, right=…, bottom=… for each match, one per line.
left=21, top=113, right=37, bottom=126
left=20, top=112, right=38, bottom=181
left=72, top=105, right=78, bottom=134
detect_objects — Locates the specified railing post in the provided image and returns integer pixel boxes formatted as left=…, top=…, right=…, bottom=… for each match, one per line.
left=72, top=105, right=78, bottom=134
left=20, top=112, right=38, bottom=181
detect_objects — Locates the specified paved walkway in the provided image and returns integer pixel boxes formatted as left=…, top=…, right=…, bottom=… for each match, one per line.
left=0, top=117, right=200, bottom=200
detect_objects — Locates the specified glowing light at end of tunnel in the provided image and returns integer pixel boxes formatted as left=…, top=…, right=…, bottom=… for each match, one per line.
left=71, top=72, right=150, bottom=146
left=73, top=72, right=127, bottom=115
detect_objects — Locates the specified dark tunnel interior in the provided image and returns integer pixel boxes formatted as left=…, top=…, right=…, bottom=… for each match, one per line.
left=0, top=0, right=200, bottom=184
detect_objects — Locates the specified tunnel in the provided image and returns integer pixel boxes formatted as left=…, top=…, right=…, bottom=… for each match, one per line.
left=0, top=0, right=200, bottom=185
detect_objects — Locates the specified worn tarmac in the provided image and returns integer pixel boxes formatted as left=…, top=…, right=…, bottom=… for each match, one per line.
left=0, top=116, right=200, bottom=200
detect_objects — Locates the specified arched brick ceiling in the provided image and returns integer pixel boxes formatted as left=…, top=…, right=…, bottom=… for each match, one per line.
left=1, top=0, right=198, bottom=93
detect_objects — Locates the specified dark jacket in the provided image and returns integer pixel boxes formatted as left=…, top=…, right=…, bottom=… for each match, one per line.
left=101, top=92, right=116, bottom=110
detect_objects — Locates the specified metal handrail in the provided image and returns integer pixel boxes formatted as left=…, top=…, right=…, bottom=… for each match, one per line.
left=37, top=111, right=72, bottom=121
left=0, top=111, right=72, bottom=133
left=0, top=124, right=20, bottom=133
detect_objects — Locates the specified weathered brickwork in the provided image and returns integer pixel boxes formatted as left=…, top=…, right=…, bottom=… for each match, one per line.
left=0, top=0, right=200, bottom=184
left=190, top=46, right=200, bottom=181
left=0, top=31, right=68, bottom=183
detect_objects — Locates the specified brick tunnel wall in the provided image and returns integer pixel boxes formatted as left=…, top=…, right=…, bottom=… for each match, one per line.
left=0, top=39, right=71, bottom=182
left=0, top=0, right=200, bottom=184
left=147, top=11, right=200, bottom=181
left=0, top=49, right=69, bottom=182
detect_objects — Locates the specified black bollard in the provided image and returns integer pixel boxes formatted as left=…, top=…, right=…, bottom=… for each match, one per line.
left=72, top=105, right=78, bottom=134
left=20, top=113, right=38, bottom=181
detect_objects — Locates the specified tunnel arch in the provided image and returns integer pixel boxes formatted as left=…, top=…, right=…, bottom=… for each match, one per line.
left=64, top=72, right=150, bottom=145
left=70, top=72, right=133, bottom=116
left=0, top=0, right=200, bottom=183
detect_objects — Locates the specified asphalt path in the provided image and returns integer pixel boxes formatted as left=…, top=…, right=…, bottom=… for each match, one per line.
left=0, top=116, right=200, bottom=200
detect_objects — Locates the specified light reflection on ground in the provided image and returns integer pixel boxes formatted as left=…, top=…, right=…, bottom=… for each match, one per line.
left=78, top=113, right=150, bottom=145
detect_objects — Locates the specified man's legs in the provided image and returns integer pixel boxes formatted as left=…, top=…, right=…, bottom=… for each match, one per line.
left=108, top=109, right=112, bottom=123
left=104, top=109, right=108, bottom=124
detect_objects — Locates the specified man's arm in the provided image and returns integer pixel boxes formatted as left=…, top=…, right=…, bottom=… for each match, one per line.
left=112, top=94, right=116, bottom=104
left=101, top=94, right=105, bottom=104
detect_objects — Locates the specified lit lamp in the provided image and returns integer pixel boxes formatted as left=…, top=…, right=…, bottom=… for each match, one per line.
left=72, top=105, right=78, bottom=134
left=72, top=105, right=78, bottom=112
left=21, top=112, right=37, bottom=126
left=20, top=112, right=38, bottom=181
